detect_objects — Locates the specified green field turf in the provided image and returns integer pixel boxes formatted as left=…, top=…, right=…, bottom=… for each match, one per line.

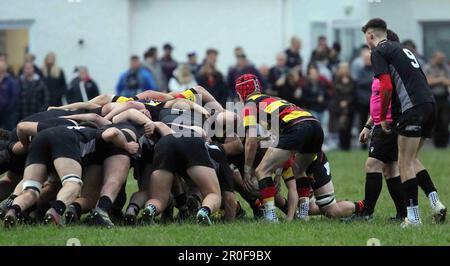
left=1, top=149, right=449, bottom=246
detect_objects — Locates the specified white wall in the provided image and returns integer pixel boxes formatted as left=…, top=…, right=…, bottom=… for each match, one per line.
left=130, top=0, right=285, bottom=75
left=2, top=0, right=449, bottom=94
left=369, top=0, right=450, bottom=55
left=0, top=0, right=130, bottom=93
left=291, top=0, right=370, bottom=64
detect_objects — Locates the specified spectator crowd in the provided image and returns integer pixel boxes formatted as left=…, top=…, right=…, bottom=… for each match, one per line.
left=1, top=36, right=449, bottom=149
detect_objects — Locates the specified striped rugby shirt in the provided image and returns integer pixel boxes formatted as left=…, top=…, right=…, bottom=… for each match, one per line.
left=242, top=93, right=317, bottom=131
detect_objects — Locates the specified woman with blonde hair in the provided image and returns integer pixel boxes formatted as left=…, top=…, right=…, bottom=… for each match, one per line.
left=41, top=52, right=66, bottom=106
left=168, top=63, right=197, bottom=92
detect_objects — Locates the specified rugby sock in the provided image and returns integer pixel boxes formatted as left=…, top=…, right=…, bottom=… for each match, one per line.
left=403, top=178, right=420, bottom=222
left=296, top=177, right=311, bottom=218
left=52, top=200, right=66, bottom=216
left=386, top=176, right=406, bottom=218
left=428, top=191, right=440, bottom=209
left=354, top=200, right=364, bottom=214
left=98, top=196, right=113, bottom=212
left=70, top=202, right=82, bottom=218
left=416, top=169, right=439, bottom=207
left=296, top=177, right=311, bottom=198
left=363, top=172, right=383, bottom=215
left=258, top=177, right=276, bottom=211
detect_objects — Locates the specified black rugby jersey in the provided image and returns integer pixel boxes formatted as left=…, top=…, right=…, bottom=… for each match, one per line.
left=371, top=40, right=435, bottom=112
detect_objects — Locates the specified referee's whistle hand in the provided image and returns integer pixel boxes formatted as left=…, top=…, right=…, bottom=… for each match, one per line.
left=359, top=128, right=370, bottom=144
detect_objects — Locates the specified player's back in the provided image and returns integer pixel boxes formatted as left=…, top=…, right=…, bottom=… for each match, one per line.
left=372, top=40, right=435, bottom=112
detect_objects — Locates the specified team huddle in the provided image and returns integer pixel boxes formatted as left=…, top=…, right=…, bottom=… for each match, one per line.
left=0, top=18, right=446, bottom=229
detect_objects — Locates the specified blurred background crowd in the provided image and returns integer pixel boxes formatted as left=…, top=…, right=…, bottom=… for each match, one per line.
left=1, top=35, right=449, bottom=150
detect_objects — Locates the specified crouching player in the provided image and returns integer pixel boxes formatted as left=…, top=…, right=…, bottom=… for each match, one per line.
left=3, top=124, right=138, bottom=228
left=236, top=74, right=324, bottom=222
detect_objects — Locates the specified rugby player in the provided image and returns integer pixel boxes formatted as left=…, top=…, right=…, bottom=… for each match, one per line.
left=3, top=123, right=138, bottom=228
left=362, top=18, right=446, bottom=226
left=236, top=74, right=324, bottom=222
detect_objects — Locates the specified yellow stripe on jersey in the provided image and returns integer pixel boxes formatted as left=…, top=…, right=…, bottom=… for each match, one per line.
left=313, top=154, right=318, bottom=161
left=281, top=110, right=312, bottom=123
left=247, top=94, right=264, bottom=101
left=179, top=89, right=196, bottom=102
left=243, top=115, right=257, bottom=127
left=282, top=167, right=294, bottom=181
left=115, top=96, right=133, bottom=103
left=264, top=100, right=286, bottom=113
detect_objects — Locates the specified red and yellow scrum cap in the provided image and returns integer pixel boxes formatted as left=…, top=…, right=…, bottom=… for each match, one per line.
left=235, top=74, right=261, bottom=101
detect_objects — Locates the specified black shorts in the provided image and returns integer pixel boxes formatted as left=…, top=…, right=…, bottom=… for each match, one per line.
left=306, top=152, right=331, bottom=190
left=21, top=109, right=76, bottom=122
left=152, top=135, right=214, bottom=174
left=208, top=143, right=234, bottom=193
left=26, top=127, right=82, bottom=166
left=37, top=118, right=77, bottom=132
left=369, top=125, right=398, bottom=163
left=396, top=103, right=436, bottom=138
left=276, top=120, right=324, bottom=154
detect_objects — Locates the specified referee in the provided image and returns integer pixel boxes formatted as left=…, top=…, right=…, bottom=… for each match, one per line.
left=361, top=18, right=446, bottom=227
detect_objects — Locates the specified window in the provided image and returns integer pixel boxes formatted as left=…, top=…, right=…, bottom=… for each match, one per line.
left=422, top=21, right=450, bottom=61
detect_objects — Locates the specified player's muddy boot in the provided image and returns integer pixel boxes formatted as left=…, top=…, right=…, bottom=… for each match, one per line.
left=196, top=208, right=212, bottom=226
left=400, top=217, right=422, bottom=228
left=3, top=209, right=18, bottom=229
left=431, top=201, right=447, bottom=224
left=43, top=208, right=62, bottom=226
left=141, top=204, right=157, bottom=225
left=91, top=207, right=114, bottom=228
left=64, top=204, right=80, bottom=225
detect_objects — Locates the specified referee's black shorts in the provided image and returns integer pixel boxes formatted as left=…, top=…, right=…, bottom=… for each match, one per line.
left=369, top=125, right=398, bottom=163
left=26, top=127, right=81, bottom=166
left=396, top=102, right=436, bottom=138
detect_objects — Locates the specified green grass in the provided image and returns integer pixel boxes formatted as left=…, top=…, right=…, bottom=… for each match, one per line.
left=1, top=149, right=449, bottom=246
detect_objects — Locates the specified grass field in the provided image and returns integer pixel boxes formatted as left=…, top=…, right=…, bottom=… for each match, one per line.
left=0, top=149, right=449, bottom=246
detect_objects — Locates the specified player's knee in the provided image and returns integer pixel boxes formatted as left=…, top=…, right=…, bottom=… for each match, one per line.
left=102, top=128, right=120, bottom=141
left=365, top=158, right=383, bottom=173
left=383, top=163, right=399, bottom=178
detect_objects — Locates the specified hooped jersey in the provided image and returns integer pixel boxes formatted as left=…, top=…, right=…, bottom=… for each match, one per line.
left=242, top=94, right=317, bottom=131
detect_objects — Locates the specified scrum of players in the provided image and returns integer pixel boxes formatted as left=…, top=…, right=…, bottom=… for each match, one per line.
left=0, top=18, right=446, bottom=229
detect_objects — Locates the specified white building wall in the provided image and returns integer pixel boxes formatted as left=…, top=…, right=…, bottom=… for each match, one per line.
left=290, top=0, right=370, bottom=64
left=369, top=0, right=450, bottom=55
left=130, top=0, right=285, bottom=75
left=0, top=0, right=131, bottom=93
left=1, top=0, right=449, bottom=94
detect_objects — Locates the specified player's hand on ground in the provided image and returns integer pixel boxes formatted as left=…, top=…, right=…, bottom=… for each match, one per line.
left=380, top=120, right=391, bottom=134
left=126, top=142, right=139, bottom=154
left=359, top=128, right=370, bottom=144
